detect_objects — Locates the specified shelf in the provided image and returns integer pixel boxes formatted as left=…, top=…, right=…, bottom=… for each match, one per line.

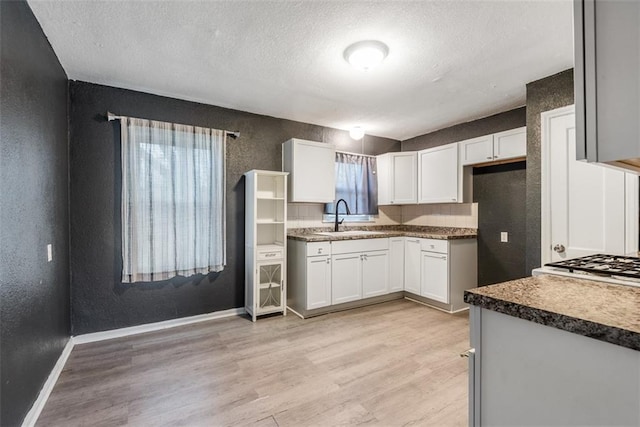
left=257, top=196, right=285, bottom=201
left=256, top=305, right=284, bottom=315
left=259, top=282, right=282, bottom=290
left=257, top=220, right=285, bottom=224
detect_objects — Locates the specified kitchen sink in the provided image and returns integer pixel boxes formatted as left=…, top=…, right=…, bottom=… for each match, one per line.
left=314, top=230, right=387, bottom=237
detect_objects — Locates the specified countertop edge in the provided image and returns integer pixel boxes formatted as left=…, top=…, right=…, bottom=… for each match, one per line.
left=287, top=231, right=477, bottom=242
left=464, top=291, right=640, bottom=352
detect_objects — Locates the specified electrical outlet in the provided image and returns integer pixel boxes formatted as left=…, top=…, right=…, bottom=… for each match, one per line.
left=47, top=244, right=53, bottom=262
left=500, top=232, right=508, bottom=243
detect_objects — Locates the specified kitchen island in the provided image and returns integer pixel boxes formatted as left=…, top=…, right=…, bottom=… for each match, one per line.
left=464, top=275, right=640, bottom=426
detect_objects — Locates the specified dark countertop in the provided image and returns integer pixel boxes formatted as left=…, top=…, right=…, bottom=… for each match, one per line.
left=287, top=225, right=477, bottom=242
left=464, top=274, right=640, bottom=351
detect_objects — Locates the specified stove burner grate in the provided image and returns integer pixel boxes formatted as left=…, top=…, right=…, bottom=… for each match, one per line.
left=545, top=254, right=640, bottom=279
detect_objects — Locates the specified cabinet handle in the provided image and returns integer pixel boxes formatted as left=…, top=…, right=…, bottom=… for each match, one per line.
left=493, top=155, right=498, bottom=159
left=423, top=253, right=447, bottom=260
left=486, top=156, right=492, bottom=159
left=326, top=259, right=330, bottom=264
left=460, top=348, right=475, bottom=358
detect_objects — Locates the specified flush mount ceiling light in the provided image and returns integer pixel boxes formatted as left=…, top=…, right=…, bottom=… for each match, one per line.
left=349, top=126, right=365, bottom=140
left=343, top=40, right=389, bottom=71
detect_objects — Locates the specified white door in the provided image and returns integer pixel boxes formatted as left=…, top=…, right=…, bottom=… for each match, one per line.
left=331, top=253, right=362, bottom=304
left=418, top=143, right=460, bottom=203
left=362, top=250, right=389, bottom=298
left=404, top=239, right=421, bottom=294
left=421, top=252, right=449, bottom=303
left=391, top=153, right=417, bottom=204
left=542, top=106, right=637, bottom=263
left=388, top=238, right=405, bottom=292
left=306, top=255, right=331, bottom=309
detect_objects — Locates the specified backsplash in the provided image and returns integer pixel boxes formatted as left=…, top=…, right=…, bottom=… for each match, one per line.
left=287, top=204, right=402, bottom=228
left=402, top=203, right=478, bottom=228
left=286, top=203, right=477, bottom=229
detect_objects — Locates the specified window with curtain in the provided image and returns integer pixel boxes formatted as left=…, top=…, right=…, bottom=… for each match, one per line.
left=120, top=117, right=226, bottom=283
left=325, top=152, right=378, bottom=218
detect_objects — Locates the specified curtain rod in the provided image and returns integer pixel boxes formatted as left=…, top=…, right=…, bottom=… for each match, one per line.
left=106, top=111, right=240, bottom=138
left=336, top=149, right=377, bottom=158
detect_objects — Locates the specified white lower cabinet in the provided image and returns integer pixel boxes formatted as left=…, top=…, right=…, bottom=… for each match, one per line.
left=404, top=238, right=421, bottom=294
left=389, top=238, right=405, bottom=292
left=288, top=235, right=476, bottom=317
left=405, top=237, right=477, bottom=312
left=362, top=251, right=389, bottom=298
left=420, top=251, right=449, bottom=303
left=331, top=253, right=362, bottom=304
left=306, top=255, right=331, bottom=309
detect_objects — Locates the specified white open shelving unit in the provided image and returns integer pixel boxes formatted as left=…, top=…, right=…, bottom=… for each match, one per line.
left=244, top=170, right=288, bottom=321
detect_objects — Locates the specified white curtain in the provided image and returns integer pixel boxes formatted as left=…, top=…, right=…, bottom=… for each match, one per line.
left=325, top=152, right=378, bottom=214
left=121, top=117, right=226, bottom=283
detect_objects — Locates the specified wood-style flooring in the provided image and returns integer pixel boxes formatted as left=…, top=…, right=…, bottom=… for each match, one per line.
left=37, top=300, right=470, bottom=426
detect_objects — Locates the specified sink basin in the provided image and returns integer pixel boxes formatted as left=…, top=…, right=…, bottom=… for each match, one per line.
left=314, top=230, right=386, bottom=237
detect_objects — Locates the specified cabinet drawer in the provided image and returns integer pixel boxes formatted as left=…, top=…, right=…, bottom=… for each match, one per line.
left=421, top=239, right=448, bottom=253
left=332, top=238, right=389, bottom=255
left=257, top=248, right=284, bottom=260
left=307, top=242, right=331, bottom=256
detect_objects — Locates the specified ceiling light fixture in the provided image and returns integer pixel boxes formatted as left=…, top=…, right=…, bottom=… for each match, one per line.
left=343, top=40, right=389, bottom=71
left=349, top=126, right=365, bottom=140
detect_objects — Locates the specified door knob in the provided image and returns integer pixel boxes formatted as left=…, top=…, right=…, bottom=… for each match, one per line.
left=553, top=244, right=565, bottom=253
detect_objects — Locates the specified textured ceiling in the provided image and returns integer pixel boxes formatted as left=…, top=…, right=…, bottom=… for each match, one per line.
left=28, top=0, right=573, bottom=140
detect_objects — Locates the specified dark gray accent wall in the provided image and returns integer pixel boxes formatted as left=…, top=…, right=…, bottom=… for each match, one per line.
left=525, top=69, right=574, bottom=274
left=0, top=1, right=70, bottom=425
left=401, top=107, right=526, bottom=151
left=473, top=162, right=527, bottom=285
left=69, top=81, right=399, bottom=334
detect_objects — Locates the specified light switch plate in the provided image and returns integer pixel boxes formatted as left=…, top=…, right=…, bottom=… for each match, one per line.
left=500, top=232, right=508, bottom=243
left=47, top=244, right=53, bottom=262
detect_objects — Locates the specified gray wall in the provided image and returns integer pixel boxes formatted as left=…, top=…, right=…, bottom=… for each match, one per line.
left=69, top=81, right=399, bottom=334
left=525, top=69, right=574, bottom=274
left=473, top=162, right=527, bottom=285
left=0, top=1, right=71, bottom=425
left=402, top=107, right=526, bottom=151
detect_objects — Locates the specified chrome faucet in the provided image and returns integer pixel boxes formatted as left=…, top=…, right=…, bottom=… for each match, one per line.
left=334, top=198, right=351, bottom=232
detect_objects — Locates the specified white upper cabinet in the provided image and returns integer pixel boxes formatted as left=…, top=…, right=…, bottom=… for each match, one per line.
left=493, top=127, right=527, bottom=161
left=377, top=152, right=417, bottom=205
left=460, top=135, right=494, bottom=165
left=461, top=127, right=526, bottom=166
left=282, top=138, right=335, bottom=203
left=418, top=143, right=462, bottom=204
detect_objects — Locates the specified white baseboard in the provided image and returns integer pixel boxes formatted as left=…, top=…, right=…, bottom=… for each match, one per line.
left=73, top=307, right=246, bottom=344
left=21, top=307, right=245, bottom=426
left=22, top=338, right=74, bottom=427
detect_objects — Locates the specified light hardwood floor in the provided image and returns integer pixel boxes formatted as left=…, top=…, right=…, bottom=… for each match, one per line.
left=37, top=299, right=470, bottom=426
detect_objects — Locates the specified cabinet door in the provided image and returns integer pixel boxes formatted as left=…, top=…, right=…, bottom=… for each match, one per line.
left=376, top=153, right=392, bottom=205
left=421, top=252, right=449, bottom=303
left=331, top=253, right=362, bottom=304
left=418, top=143, right=460, bottom=203
left=284, top=139, right=335, bottom=203
left=460, top=135, right=494, bottom=165
left=494, top=127, right=526, bottom=161
left=404, top=239, right=421, bottom=295
left=306, top=255, right=332, bottom=310
left=390, top=152, right=417, bottom=204
left=388, top=238, right=405, bottom=292
left=362, top=250, right=389, bottom=298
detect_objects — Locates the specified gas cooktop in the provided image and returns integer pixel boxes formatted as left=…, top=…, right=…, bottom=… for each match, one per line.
left=545, top=254, right=640, bottom=280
